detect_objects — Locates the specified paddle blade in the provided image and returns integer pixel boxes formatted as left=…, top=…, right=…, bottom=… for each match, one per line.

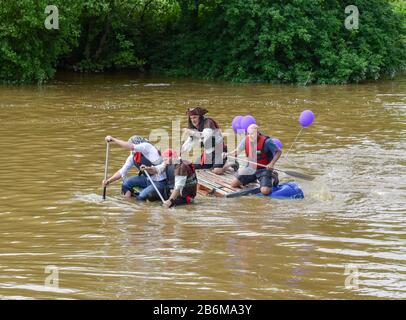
left=282, top=170, right=315, bottom=181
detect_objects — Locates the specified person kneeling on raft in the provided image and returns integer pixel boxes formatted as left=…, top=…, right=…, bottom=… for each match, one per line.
left=102, top=135, right=166, bottom=200
left=141, top=149, right=197, bottom=208
left=225, top=124, right=281, bottom=196
left=182, top=107, right=237, bottom=175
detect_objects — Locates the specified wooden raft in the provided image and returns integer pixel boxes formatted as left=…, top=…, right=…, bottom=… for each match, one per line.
left=196, top=170, right=260, bottom=198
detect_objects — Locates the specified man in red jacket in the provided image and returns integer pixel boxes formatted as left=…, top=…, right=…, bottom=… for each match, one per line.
left=226, top=124, right=281, bottom=195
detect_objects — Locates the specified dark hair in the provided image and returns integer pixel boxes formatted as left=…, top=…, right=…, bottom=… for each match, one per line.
left=188, top=115, right=204, bottom=130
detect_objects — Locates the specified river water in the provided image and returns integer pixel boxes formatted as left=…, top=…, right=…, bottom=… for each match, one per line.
left=0, top=72, right=405, bottom=299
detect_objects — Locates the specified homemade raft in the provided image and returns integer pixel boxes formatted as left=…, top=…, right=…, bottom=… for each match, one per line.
left=196, top=170, right=304, bottom=199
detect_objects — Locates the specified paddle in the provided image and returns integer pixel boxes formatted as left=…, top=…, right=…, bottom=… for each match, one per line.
left=102, top=142, right=110, bottom=200
left=227, top=155, right=315, bottom=181
left=143, top=170, right=166, bottom=204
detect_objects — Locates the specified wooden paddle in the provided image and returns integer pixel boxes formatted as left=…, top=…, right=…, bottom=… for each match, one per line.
left=102, top=142, right=110, bottom=200
left=227, top=155, right=315, bottom=181
left=143, top=170, right=166, bottom=204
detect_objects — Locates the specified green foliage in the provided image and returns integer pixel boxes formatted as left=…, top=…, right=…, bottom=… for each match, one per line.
left=0, top=0, right=81, bottom=84
left=0, top=0, right=178, bottom=82
left=390, top=0, right=406, bottom=18
left=66, top=0, right=179, bottom=72
left=389, top=0, right=406, bottom=42
left=0, top=0, right=404, bottom=84
left=152, top=0, right=406, bottom=84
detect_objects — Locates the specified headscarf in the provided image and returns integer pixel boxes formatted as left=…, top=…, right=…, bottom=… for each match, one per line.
left=128, top=135, right=149, bottom=145
left=186, top=107, right=208, bottom=117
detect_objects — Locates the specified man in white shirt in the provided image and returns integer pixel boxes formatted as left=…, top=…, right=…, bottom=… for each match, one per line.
left=102, top=135, right=167, bottom=200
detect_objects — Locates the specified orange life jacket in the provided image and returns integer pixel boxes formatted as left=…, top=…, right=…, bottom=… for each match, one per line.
left=244, top=134, right=273, bottom=169
left=132, top=152, right=154, bottom=169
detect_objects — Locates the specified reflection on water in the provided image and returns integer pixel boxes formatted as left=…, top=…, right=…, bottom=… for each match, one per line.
left=0, top=72, right=405, bottom=299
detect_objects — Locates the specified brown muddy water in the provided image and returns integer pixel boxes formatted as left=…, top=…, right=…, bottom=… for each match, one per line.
left=0, top=72, right=405, bottom=299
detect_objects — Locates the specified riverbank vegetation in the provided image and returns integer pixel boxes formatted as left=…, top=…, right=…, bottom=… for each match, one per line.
left=1, top=0, right=405, bottom=84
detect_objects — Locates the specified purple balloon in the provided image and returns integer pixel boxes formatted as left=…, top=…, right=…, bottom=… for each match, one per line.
left=240, top=115, right=257, bottom=132
left=299, top=110, right=315, bottom=128
left=272, top=138, right=283, bottom=150
left=232, top=116, right=243, bottom=133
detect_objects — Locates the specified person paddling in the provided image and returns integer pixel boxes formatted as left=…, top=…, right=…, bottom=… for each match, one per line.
left=141, top=149, right=197, bottom=208
left=102, top=135, right=166, bottom=201
left=225, top=124, right=281, bottom=195
left=182, top=107, right=237, bottom=174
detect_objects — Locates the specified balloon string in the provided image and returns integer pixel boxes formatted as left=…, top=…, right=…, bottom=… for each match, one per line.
left=284, top=127, right=303, bottom=160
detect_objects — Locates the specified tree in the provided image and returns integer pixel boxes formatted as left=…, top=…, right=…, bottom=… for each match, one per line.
left=151, top=0, right=406, bottom=84
left=0, top=0, right=404, bottom=84
left=0, top=0, right=81, bottom=83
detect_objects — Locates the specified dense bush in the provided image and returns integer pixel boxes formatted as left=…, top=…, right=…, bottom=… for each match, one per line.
left=0, top=0, right=81, bottom=83
left=0, top=0, right=177, bottom=83
left=0, top=0, right=405, bottom=84
left=153, top=0, right=406, bottom=84
left=62, top=0, right=178, bottom=72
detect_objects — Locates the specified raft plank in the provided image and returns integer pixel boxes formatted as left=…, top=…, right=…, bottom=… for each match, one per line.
left=197, top=183, right=225, bottom=197
left=196, top=171, right=228, bottom=188
left=196, top=170, right=261, bottom=198
left=198, top=170, right=235, bottom=185
left=198, top=171, right=237, bottom=193
left=198, top=170, right=258, bottom=191
left=197, top=177, right=229, bottom=195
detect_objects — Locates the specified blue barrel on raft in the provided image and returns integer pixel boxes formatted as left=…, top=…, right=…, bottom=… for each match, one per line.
left=257, top=182, right=304, bottom=199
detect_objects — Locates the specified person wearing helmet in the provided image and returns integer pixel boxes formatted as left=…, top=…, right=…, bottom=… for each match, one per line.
left=102, top=135, right=166, bottom=200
